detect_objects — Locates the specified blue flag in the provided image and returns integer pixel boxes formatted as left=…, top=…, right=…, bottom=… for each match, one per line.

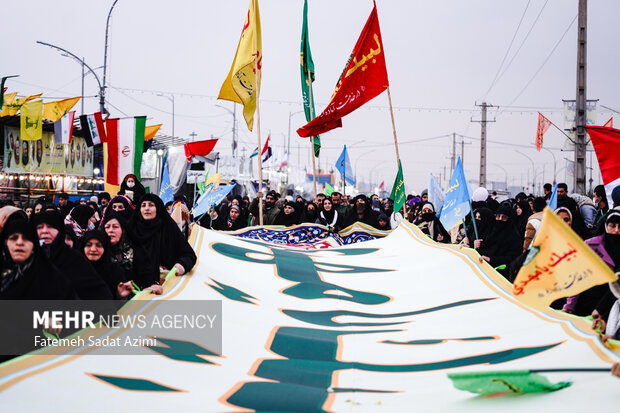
left=428, top=173, right=445, bottom=217
left=548, top=184, right=559, bottom=211
left=193, top=184, right=236, bottom=218
left=335, top=145, right=355, bottom=185
left=439, top=157, right=471, bottom=230
left=159, top=154, right=174, bottom=204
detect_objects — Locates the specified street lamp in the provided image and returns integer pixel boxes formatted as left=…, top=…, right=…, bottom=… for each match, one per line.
left=101, top=0, right=120, bottom=116
left=516, top=150, right=536, bottom=193
left=540, top=147, right=557, bottom=186
left=215, top=104, right=237, bottom=157
left=157, top=93, right=175, bottom=145
left=37, top=41, right=104, bottom=114
left=354, top=149, right=375, bottom=187
left=493, top=163, right=508, bottom=190
left=287, top=110, right=304, bottom=185
left=36, top=0, right=120, bottom=117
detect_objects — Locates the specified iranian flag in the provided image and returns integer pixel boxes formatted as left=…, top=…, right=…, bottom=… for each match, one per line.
left=105, top=116, right=146, bottom=185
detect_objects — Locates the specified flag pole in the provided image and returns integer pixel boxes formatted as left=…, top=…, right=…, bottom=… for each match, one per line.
left=386, top=86, right=405, bottom=217
left=253, top=9, right=264, bottom=226
left=307, top=68, right=318, bottom=198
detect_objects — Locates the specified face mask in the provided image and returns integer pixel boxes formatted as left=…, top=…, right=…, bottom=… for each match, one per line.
left=127, top=181, right=135, bottom=188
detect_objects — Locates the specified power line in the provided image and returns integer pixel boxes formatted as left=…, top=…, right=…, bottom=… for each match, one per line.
left=495, top=0, right=550, bottom=88
left=507, top=13, right=578, bottom=107
left=482, top=0, right=531, bottom=99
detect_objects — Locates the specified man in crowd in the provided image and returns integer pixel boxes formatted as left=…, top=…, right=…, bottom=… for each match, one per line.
left=249, top=190, right=281, bottom=226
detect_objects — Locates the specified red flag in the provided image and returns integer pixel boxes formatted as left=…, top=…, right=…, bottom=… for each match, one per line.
left=535, top=112, right=552, bottom=151
left=297, top=4, right=388, bottom=137
left=603, top=117, right=613, bottom=128
left=379, top=181, right=385, bottom=190
left=184, top=139, right=218, bottom=162
left=585, top=125, right=620, bottom=192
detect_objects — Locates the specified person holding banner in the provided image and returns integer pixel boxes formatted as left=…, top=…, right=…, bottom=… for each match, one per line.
left=102, top=211, right=161, bottom=291
left=128, top=194, right=196, bottom=276
left=477, top=204, right=522, bottom=278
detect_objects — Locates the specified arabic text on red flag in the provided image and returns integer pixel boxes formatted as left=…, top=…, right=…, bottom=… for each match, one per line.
left=297, top=4, right=389, bottom=137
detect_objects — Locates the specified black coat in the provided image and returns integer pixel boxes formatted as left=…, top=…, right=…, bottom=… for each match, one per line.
left=0, top=250, right=78, bottom=300
left=478, top=220, right=522, bottom=278
left=111, top=240, right=161, bottom=289
left=343, top=208, right=379, bottom=229
left=129, top=194, right=197, bottom=274
left=44, top=235, right=114, bottom=300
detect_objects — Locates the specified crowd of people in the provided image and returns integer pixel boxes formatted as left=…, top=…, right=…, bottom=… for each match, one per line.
left=0, top=173, right=619, bottom=359
left=0, top=174, right=197, bottom=304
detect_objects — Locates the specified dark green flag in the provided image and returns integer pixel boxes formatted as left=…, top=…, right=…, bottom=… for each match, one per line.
left=0, top=75, right=19, bottom=110
left=300, top=0, right=320, bottom=157
left=390, top=160, right=405, bottom=213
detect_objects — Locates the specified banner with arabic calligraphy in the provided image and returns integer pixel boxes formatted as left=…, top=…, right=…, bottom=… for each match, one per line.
left=297, top=4, right=388, bottom=137
left=1, top=222, right=618, bottom=411
left=512, top=207, right=617, bottom=309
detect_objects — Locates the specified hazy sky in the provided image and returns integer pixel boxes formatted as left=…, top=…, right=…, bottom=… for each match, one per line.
left=3, top=0, right=619, bottom=194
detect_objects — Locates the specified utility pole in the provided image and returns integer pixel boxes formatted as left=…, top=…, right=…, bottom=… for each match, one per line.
left=574, top=0, right=587, bottom=194
left=189, top=131, right=198, bottom=141
left=471, top=102, right=495, bottom=187
left=451, top=132, right=456, bottom=175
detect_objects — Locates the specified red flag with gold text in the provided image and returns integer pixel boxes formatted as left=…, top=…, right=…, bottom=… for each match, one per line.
left=535, top=112, right=552, bottom=151
left=297, top=4, right=388, bottom=137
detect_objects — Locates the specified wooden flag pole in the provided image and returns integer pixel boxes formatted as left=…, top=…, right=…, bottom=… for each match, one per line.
left=386, top=86, right=405, bottom=217
left=253, top=11, right=264, bottom=226
left=387, top=87, right=400, bottom=162
left=307, top=68, right=318, bottom=198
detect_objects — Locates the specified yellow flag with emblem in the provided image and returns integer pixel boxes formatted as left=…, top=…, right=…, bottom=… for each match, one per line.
left=512, top=207, right=617, bottom=310
left=20, top=100, right=43, bottom=141
left=218, top=0, right=261, bottom=131
left=0, top=92, right=17, bottom=117
left=2, top=93, right=42, bottom=116
left=43, top=96, right=80, bottom=122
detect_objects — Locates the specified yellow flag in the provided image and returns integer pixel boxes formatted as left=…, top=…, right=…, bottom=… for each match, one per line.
left=144, top=124, right=162, bottom=141
left=20, top=100, right=43, bottom=141
left=43, top=97, right=80, bottom=122
left=0, top=92, right=17, bottom=117
left=218, top=0, right=262, bottom=131
left=2, top=93, right=42, bottom=116
left=205, top=172, right=221, bottom=192
left=512, top=207, right=618, bottom=309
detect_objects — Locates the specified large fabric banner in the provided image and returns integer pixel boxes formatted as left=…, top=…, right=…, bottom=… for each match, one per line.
left=3, top=126, right=93, bottom=176
left=0, top=222, right=618, bottom=411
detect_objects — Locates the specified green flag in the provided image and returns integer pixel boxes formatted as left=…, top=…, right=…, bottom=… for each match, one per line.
left=197, top=168, right=210, bottom=195
left=324, top=182, right=335, bottom=196
left=448, top=371, right=572, bottom=395
left=390, top=160, right=405, bottom=213
left=0, top=75, right=19, bottom=110
left=300, top=0, right=320, bottom=157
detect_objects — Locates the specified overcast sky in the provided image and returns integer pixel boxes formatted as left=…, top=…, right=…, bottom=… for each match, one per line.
left=3, top=0, right=619, bottom=193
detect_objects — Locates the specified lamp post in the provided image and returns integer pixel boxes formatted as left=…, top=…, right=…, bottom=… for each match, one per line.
left=516, top=150, right=536, bottom=194
left=493, top=163, right=508, bottom=190
left=354, top=149, right=375, bottom=188
left=287, top=110, right=304, bottom=185
left=37, top=41, right=104, bottom=113
left=215, top=104, right=237, bottom=157
left=540, top=147, right=557, bottom=186
left=158, top=93, right=175, bottom=144
left=101, top=0, right=120, bottom=116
